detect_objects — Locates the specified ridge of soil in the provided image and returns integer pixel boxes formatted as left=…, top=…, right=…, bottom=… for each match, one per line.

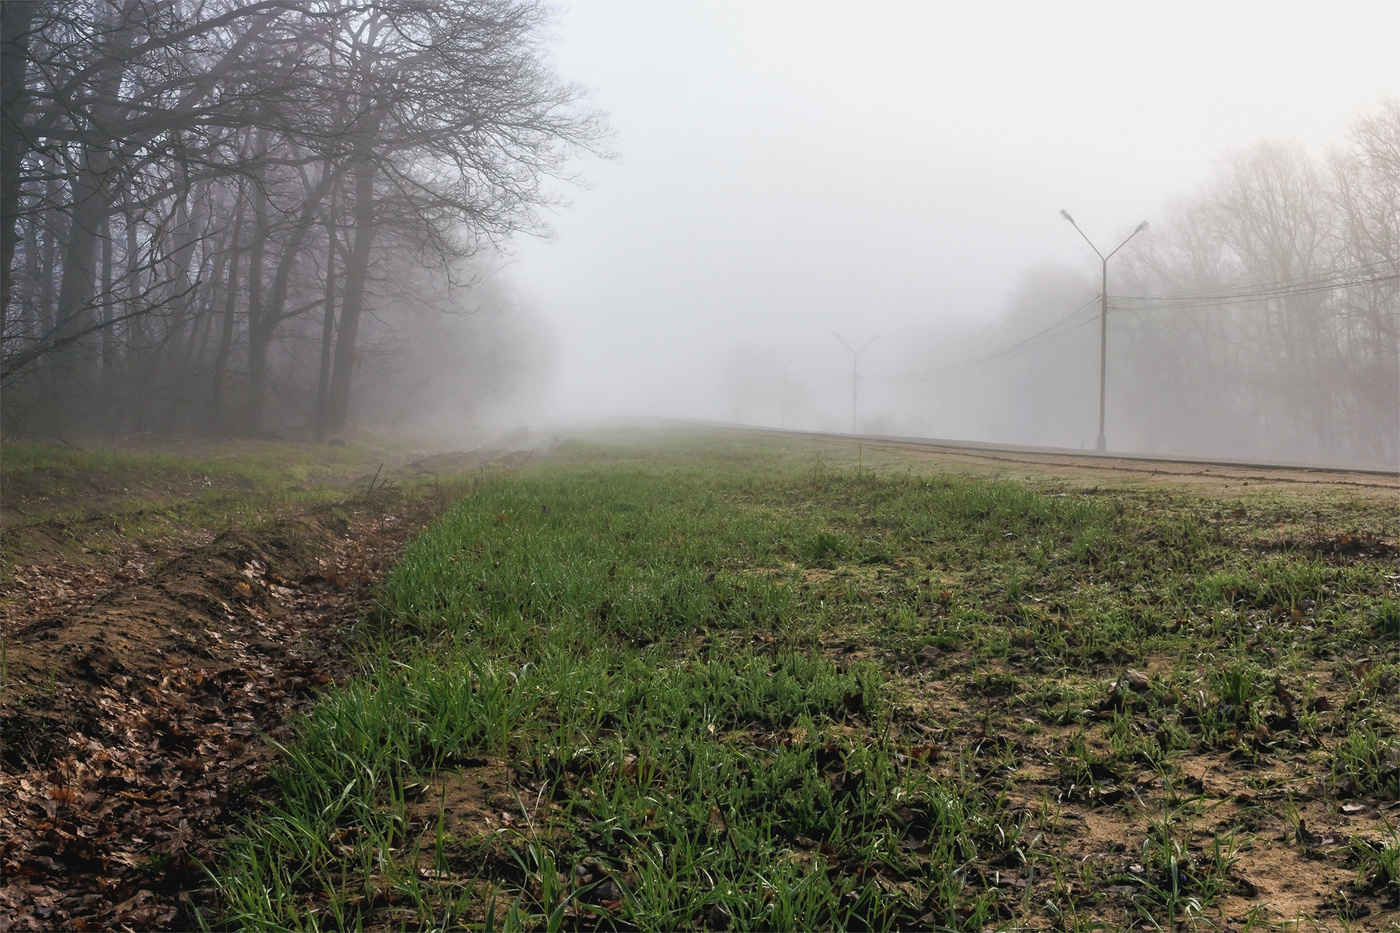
left=0, top=448, right=529, bottom=932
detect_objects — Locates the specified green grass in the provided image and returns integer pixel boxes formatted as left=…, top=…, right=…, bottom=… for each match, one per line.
left=209, top=432, right=1400, bottom=931
left=0, top=436, right=441, bottom=573
left=0, top=434, right=479, bottom=717
left=0, top=435, right=389, bottom=491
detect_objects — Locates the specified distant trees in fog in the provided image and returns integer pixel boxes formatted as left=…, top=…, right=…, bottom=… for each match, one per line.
left=897, top=102, right=1398, bottom=467
left=1, top=0, right=605, bottom=439
left=1114, top=101, right=1398, bottom=466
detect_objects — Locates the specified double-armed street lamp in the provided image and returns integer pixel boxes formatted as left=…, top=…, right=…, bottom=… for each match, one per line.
left=1059, top=210, right=1149, bottom=453
left=833, top=332, right=878, bottom=434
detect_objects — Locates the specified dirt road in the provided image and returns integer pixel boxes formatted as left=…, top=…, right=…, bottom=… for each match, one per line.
left=734, top=425, right=1400, bottom=497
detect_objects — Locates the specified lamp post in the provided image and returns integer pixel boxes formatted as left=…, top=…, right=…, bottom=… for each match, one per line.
left=833, top=332, right=878, bottom=434
left=1059, top=210, right=1148, bottom=453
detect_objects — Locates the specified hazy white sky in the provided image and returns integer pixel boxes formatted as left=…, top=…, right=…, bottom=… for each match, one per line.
left=506, top=1, right=1399, bottom=426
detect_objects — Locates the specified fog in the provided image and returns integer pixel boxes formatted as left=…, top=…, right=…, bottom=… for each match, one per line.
left=493, top=1, right=1398, bottom=465
left=3, top=1, right=1395, bottom=464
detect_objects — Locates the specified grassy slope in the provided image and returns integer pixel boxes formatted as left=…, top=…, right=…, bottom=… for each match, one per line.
left=1, top=435, right=526, bottom=931
left=213, top=431, right=1400, bottom=931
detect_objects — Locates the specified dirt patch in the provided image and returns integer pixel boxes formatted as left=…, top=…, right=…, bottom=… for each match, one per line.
left=0, top=444, right=542, bottom=932
left=4, top=514, right=339, bottom=763
left=405, top=761, right=555, bottom=844
left=391, top=443, right=555, bottom=482
left=888, top=653, right=1400, bottom=930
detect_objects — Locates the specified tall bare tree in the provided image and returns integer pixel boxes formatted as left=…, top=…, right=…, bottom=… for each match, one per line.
left=1111, top=103, right=1399, bottom=465
left=2, top=0, right=607, bottom=440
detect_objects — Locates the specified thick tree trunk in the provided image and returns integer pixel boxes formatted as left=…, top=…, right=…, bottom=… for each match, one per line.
left=324, top=157, right=376, bottom=436
left=49, top=145, right=111, bottom=427
left=0, top=1, right=38, bottom=318
left=45, top=0, right=137, bottom=430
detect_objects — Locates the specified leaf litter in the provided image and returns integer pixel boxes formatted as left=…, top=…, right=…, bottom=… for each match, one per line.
left=0, top=457, right=500, bottom=932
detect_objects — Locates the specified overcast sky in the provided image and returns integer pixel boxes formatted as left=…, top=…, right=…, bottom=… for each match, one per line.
left=505, top=0, right=1399, bottom=429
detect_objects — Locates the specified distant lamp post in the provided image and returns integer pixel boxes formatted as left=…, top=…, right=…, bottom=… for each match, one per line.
left=1059, top=210, right=1149, bottom=453
left=833, top=332, right=878, bottom=434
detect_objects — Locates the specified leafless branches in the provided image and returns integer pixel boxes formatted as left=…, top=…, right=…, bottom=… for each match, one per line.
left=2, top=0, right=608, bottom=438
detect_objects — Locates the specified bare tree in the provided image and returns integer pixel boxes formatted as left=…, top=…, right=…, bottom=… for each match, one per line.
left=1112, top=105, right=1399, bottom=465
left=2, top=0, right=608, bottom=440
left=315, top=0, right=608, bottom=436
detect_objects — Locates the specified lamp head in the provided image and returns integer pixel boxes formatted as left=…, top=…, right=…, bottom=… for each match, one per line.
left=1135, top=220, right=1149, bottom=233
left=1060, top=209, right=1075, bottom=224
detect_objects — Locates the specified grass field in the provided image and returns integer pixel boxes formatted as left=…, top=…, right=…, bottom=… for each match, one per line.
left=208, top=430, right=1400, bottom=931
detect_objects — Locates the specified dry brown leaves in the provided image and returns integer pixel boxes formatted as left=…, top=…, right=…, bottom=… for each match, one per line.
left=0, top=493, right=447, bottom=932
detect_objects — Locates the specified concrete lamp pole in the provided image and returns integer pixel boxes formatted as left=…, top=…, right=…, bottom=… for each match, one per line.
left=833, top=332, right=878, bottom=434
left=1059, top=210, right=1149, bottom=453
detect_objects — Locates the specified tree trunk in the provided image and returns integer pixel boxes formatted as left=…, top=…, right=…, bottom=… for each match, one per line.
left=210, top=240, right=240, bottom=433
left=244, top=163, right=337, bottom=435
left=315, top=190, right=338, bottom=442
left=98, top=215, right=115, bottom=430
left=242, top=168, right=268, bottom=434
left=0, top=1, right=38, bottom=317
left=325, top=156, right=376, bottom=436
left=49, top=146, right=110, bottom=428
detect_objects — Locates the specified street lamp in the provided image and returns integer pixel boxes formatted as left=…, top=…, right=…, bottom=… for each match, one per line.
left=1060, top=210, right=1148, bottom=453
left=833, top=332, right=878, bottom=434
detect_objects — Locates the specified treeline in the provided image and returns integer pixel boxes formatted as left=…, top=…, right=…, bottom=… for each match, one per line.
left=898, top=102, right=1398, bottom=468
left=0, top=0, right=603, bottom=439
left=1114, top=101, right=1399, bottom=467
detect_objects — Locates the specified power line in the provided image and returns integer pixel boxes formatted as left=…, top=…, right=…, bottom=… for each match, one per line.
left=878, top=259, right=1397, bottom=389
left=879, top=297, right=1100, bottom=386
left=1126, top=258, right=1385, bottom=298
left=1119, top=260, right=1399, bottom=307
